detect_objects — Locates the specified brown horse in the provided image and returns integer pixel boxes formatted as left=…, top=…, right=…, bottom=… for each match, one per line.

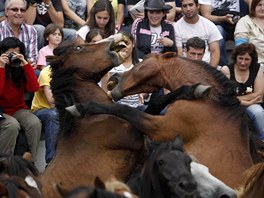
left=67, top=52, right=258, bottom=188
left=38, top=34, right=146, bottom=197
left=236, top=162, right=264, bottom=198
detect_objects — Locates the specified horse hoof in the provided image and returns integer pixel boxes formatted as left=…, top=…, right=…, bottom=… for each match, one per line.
left=65, top=105, right=81, bottom=117
left=194, top=85, right=211, bottom=98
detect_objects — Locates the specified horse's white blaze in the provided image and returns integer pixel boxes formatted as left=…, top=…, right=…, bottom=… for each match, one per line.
left=191, top=162, right=237, bottom=198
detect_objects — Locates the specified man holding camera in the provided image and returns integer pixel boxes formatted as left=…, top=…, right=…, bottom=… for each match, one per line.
left=0, top=0, right=38, bottom=67
left=0, top=37, right=41, bottom=162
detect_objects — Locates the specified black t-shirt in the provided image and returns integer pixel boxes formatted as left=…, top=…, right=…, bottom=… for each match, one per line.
left=229, top=62, right=260, bottom=95
left=26, top=0, right=63, bottom=26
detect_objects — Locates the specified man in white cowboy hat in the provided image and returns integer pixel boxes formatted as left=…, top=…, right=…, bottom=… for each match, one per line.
left=131, top=0, right=177, bottom=59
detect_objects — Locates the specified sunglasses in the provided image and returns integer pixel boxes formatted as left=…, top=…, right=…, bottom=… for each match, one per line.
left=8, top=7, right=26, bottom=13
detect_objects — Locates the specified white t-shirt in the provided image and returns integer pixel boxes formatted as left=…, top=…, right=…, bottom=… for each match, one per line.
left=199, top=0, right=240, bottom=12
left=174, top=15, right=222, bottom=63
left=77, top=25, right=91, bottom=40
left=109, top=64, right=140, bottom=108
left=150, top=26, right=164, bottom=54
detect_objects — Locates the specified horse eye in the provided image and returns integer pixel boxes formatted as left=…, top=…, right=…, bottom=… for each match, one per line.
left=158, top=160, right=164, bottom=166
left=75, top=46, right=82, bottom=51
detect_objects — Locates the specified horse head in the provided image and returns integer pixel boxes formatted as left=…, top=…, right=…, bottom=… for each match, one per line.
left=47, top=33, right=130, bottom=83
left=141, top=135, right=197, bottom=198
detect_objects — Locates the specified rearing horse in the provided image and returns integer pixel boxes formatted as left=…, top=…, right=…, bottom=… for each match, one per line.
left=38, top=34, right=146, bottom=197
left=67, top=52, right=257, bottom=188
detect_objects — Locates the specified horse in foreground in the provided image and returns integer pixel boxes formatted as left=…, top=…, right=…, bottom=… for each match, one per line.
left=66, top=52, right=257, bottom=188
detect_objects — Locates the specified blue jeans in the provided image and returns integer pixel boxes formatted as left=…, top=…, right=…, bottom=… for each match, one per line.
left=246, top=104, right=264, bottom=141
left=33, top=24, right=77, bottom=50
left=217, top=25, right=228, bottom=66
left=34, top=109, right=59, bottom=163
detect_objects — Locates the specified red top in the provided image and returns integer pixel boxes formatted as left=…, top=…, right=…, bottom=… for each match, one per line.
left=0, top=64, right=39, bottom=115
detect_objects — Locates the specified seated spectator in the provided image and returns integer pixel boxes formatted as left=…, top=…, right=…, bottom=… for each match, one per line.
left=173, top=0, right=222, bottom=67
left=102, top=32, right=142, bottom=108
left=127, top=0, right=176, bottom=22
left=31, top=64, right=59, bottom=165
left=88, top=0, right=125, bottom=32
left=234, top=0, right=264, bottom=66
left=76, top=0, right=115, bottom=44
left=186, top=36, right=206, bottom=60
left=221, top=43, right=264, bottom=141
left=85, top=28, right=105, bottom=43
left=0, top=0, right=6, bottom=22
left=24, top=0, right=76, bottom=50
left=131, top=0, right=176, bottom=59
left=37, top=23, right=63, bottom=71
left=0, top=0, right=38, bottom=67
left=0, top=37, right=41, bottom=162
left=199, top=0, right=250, bottom=66
left=61, top=0, right=88, bottom=30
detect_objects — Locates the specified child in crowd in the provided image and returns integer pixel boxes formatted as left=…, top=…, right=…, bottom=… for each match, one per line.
left=31, top=23, right=63, bottom=165
left=102, top=32, right=142, bottom=108
left=85, top=28, right=105, bottom=43
left=76, top=0, right=116, bottom=44
left=37, top=23, right=64, bottom=71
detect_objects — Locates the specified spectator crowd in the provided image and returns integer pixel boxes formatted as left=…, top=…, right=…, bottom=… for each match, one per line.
left=0, top=0, right=264, bottom=169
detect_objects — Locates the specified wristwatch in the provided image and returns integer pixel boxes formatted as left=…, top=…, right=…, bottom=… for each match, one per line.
left=44, top=1, right=52, bottom=9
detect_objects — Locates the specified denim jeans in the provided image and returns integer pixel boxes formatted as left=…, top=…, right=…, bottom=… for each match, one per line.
left=34, top=109, right=59, bottom=163
left=217, top=25, right=228, bottom=66
left=246, top=104, right=264, bottom=141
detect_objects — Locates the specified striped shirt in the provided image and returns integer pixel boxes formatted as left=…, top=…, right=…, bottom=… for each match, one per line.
left=0, top=20, right=38, bottom=64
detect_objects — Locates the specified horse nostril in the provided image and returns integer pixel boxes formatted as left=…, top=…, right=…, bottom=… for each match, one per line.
left=178, top=180, right=197, bottom=193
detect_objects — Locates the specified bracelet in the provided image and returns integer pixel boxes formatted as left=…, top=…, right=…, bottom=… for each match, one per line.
left=44, top=1, right=53, bottom=9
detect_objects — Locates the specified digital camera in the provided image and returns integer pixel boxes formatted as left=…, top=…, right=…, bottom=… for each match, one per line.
left=7, top=52, right=21, bottom=67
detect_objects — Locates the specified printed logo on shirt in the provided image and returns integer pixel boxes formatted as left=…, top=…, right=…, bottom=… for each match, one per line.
left=37, top=3, right=48, bottom=15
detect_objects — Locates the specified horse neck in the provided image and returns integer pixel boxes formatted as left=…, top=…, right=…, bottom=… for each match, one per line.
left=74, top=81, right=112, bottom=104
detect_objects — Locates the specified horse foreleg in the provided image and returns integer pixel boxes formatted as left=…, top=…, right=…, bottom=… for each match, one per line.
left=145, top=84, right=211, bottom=115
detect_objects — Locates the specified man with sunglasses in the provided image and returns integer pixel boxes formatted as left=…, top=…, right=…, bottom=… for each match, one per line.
left=0, top=0, right=38, bottom=67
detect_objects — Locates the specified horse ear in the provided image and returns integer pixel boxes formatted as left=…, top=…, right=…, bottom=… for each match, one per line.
left=54, top=183, right=69, bottom=197
left=0, top=161, right=7, bottom=173
left=172, top=135, right=184, bottom=150
left=94, top=176, right=106, bottom=189
left=144, top=137, right=160, bottom=156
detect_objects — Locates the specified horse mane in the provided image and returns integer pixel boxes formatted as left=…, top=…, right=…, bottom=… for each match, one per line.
left=0, top=154, right=39, bottom=178
left=50, top=66, right=78, bottom=136
left=236, top=162, right=264, bottom=197
left=0, top=174, right=24, bottom=198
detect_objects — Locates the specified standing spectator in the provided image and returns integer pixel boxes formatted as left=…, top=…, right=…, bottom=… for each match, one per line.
left=0, top=0, right=6, bottom=22
left=37, top=23, right=63, bottom=71
left=88, top=0, right=125, bottom=31
left=131, top=0, right=176, bottom=59
left=221, top=43, right=264, bottom=141
left=62, top=0, right=88, bottom=30
left=76, top=0, right=115, bottom=44
left=0, top=37, right=41, bottom=162
left=186, top=36, right=206, bottom=60
left=199, top=0, right=250, bottom=66
left=24, top=0, right=76, bottom=50
left=31, top=65, right=59, bottom=165
left=234, top=0, right=264, bottom=65
left=0, top=0, right=38, bottom=66
left=173, top=0, right=222, bottom=67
